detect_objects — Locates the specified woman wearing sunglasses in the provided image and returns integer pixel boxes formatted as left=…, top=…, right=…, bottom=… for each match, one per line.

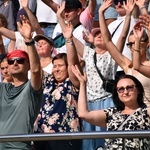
left=72, top=65, right=150, bottom=149
left=99, top=0, right=150, bottom=107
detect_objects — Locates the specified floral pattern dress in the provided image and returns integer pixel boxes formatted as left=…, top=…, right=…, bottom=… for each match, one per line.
left=35, top=73, right=81, bottom=133
left=103, top=106, right=150, bottom=150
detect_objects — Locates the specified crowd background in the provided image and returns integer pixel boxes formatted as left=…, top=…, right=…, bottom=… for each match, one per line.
left=1, top=0, right=150, bottom=150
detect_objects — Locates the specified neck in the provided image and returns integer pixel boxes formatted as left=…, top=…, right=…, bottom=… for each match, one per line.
left=122, top=104, right=139, bottom=114
left=12, top=75, right=28, bottom=87
left=95, top=47, right=107, bottom=55
left=40, top=57, right=52, bottom=68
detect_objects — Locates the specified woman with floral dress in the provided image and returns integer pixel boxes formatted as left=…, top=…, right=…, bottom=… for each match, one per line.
left=34, top=53, right=82, bottom=149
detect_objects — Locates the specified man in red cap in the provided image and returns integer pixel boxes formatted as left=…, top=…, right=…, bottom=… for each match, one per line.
left=0, top=16, right=43, bottom=150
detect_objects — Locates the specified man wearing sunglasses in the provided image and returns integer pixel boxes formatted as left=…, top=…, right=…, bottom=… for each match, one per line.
left=0, top=16, right=43, bottom=150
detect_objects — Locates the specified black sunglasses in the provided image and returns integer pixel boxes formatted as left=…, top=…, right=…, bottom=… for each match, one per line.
left=114, top=0, right=126, bottom=5
left=7, top=58, right=25, bottom=65
left=117, top=85, right=135, bottom=93
left=126, top=42, right=135, bottom=48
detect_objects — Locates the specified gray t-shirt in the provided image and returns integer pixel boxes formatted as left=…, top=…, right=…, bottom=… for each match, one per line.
left=0, top=80, right=43, bottom=150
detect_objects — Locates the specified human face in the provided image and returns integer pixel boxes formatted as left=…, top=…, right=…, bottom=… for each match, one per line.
left=8, top=57, right=29, bottom=75
left=36, top=39, right=52, bottom=57
left=117, top=78, right=139, bottom=105
left=94, top=32, right=105, bottom=48
left=1, top=60, right=10, bottom=79
left=114, top=0, right=126, bottom=16
left=127, top=35, right=148, bottom=56
left=64, top=8, right=81, bottom=25
left=52, top=58, right=68, bottom=83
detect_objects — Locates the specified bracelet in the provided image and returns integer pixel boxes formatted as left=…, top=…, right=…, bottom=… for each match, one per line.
left=140, top=6, right=146, bottom=11
left=134, top=49, right=140, bottom=52
left=25, top=39, right=35, bottom=46
left=65, top=38, right=73, bottom=45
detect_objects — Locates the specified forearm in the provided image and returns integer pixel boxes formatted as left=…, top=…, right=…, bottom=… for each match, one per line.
left=116, top=12, right=131, bottom=51
left=139, top=5, right=148, bottom=15
left=133, top=39, right=141, bottom=70
left=66, top=39, right=82, bottom=88
left=23, top=7, right=43, bottom=34
left=88, top=0, right=96, bottom=16
left=0, top=27, right=16, bottom=40
left=25, top=38, right=42, bottom=91
left=42, top=0, right=58, bottom=13
left=78, top=82, right=89, bottom=119
left=99, top=11, right=112, bottom=43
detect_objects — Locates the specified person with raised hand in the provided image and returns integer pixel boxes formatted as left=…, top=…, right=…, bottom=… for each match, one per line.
left=99, top=0, right=150, bottom=107
left=0, top=15, right=43, bottom=150
left=132, top=18, right=150, bottom=78
left=71, top=63, right=150, bottom=149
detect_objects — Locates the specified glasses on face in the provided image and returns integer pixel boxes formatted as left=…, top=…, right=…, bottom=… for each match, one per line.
left=117, top=85, right=136, bottom=93
left=114, top=0, right=126, bottom=5
left=126, top=42, right=135, bottom=48
left=7, top=58, right=25, bottom=65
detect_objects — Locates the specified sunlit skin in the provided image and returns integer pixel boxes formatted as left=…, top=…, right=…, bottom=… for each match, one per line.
left=0, top=60, right=12, bottom=82
left=52, top=58, right=68, bottom=83
left=36, top=39, right=53, bottom=57
left=115, top=2, right=126, bottom=16
left=117, top=78, right=139, bottom=109
left=8, top=57, right=29, bottom=76
left=64, top=8, right=82, bottom=26
left=128, top=34, right=148, bottom=58
left=93, top=32, right=106, bottom=49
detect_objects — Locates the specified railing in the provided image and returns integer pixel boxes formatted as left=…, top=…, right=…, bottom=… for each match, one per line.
left=0, top=131, right=150, bottom=142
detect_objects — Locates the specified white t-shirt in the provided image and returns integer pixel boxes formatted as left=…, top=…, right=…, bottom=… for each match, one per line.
left=52, top=23, right=88, bottom=54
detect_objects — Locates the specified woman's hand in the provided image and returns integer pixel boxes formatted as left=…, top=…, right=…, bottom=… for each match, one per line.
left=99, top=0, right=113, bottom=14
left=71, top=65, right=86, bottom=84
left=123, top=0, right=135, bottom=14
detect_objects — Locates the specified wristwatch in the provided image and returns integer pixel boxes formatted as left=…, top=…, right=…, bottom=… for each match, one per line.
left=25, top=39, right=35, bottom=46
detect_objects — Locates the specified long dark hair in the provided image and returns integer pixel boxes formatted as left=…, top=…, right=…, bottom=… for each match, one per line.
left=112, top=74, right=145, bottom=111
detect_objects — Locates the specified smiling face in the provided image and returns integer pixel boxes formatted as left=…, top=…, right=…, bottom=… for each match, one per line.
left=116, top=78, right=139, bottom=106
left=52, top=58, right=68, bottom=83
left=114, top=0, right=126, bottom=16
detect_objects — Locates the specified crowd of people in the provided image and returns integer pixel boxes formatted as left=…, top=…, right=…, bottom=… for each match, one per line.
left=0, top=0, right=150, bottom=150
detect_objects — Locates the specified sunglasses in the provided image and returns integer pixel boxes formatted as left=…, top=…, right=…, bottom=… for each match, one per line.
left=114, top=0, right=126, bottom=5
left=7, top=58, right=25, bottom=65
left=126, top=42, right=135, bottom=48
left=117, top=85, right=135, bottom=93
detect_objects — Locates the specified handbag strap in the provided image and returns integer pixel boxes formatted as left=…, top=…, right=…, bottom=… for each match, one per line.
left=93, top=52, right=105, bottom=81
left=118, top=108, right=141, bottom=130
left=111, top=21, right=123, bottom=37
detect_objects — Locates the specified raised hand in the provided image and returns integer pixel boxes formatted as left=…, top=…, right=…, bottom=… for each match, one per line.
left=82, top=30, right=94, bottom=44
left=139, top=14, right=150, bottom=31
left=62, top=21, right=73, bottom=40
left=123, top=0, right=135, bottom=14
left=133, top=21, right=144, bottom=40
left=99, top=0, right=113, bottom=13
left=19, top=0, right=28, bottom=8
left=135, top=0, right=146, bottom=8
left=56, top=1, right=65, bottom=18
left=17, top=15, right=32, bottom=40
left=71, top=65, right=86, bottom=84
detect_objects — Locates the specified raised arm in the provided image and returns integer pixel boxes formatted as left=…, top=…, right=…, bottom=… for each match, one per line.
left=17, top=16, right=42, bottom=91
left=42, top=0, right=59, bottom=13
left=88, top=0, right=97, bottom=17
left=62, top=22, right=83, bottom=88
left=133, top=19, right=150, bottom=77
left=20, top=0, right=44, bottom=34
left=71, top=65, right=106, bottom=127
left=135, top=0, right=148, bottom=15
left=99, top=0, right=131, bottom=72
left=116, top=0, right=135, bottom=51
